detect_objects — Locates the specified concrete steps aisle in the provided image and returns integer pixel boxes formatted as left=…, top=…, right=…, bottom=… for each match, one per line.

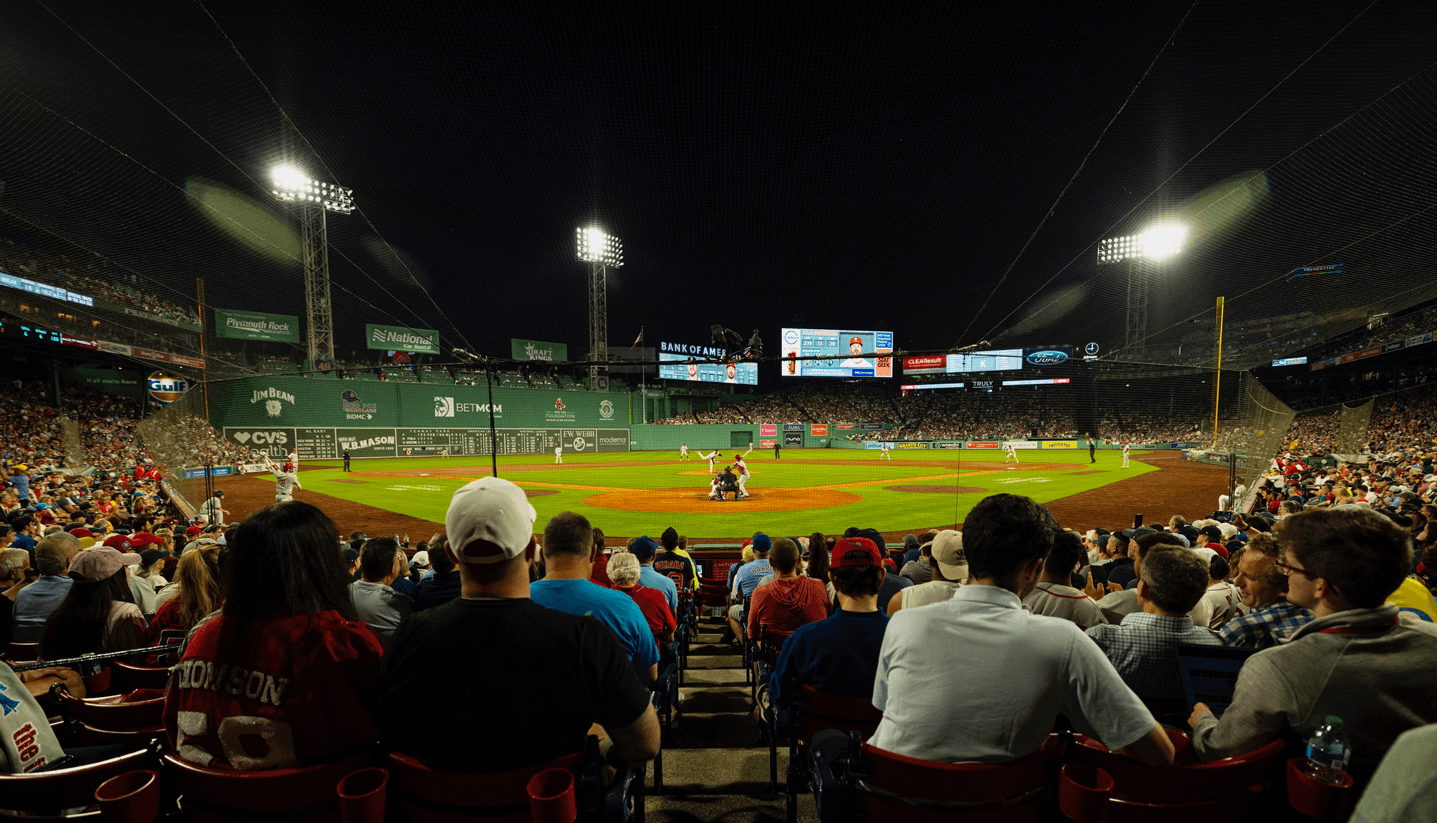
left=644, top=617, right=817, bottom=823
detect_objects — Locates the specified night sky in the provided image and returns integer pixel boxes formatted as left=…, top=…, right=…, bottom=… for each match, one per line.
left=1, top=1, right=1435, bottom=374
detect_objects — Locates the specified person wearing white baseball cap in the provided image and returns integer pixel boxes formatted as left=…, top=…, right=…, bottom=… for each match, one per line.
left=378, top=477, right=659, bottom=771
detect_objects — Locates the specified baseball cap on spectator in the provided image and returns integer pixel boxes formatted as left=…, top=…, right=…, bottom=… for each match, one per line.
left=409, top=550, right=430, bottom=569
left=76, top=536, right=96, bottom=549
left=342, top=547, right=360, bottom=565
left=1132, top=526, right=1157, bottom=539
left=930, top=530, right=968, bottom=580
left=857, top=528, right=885, bottom=549
left=139, top=548, right=170, bottom=567
left=902, top=534, right=919, bottom=549
left=70, top=547, right=140, bottom=581
left=830, top=537, right=883, bottom=567
left=130, top=532, right=160, bottom=547
left=102, top=534, right=133, bottom=551
left=69, top=528, right=94, bottom=539
left=1218, top=522, right=1239, bottom=540
left=185, top=526, right=203, bottom=536
left=630, top=536, right=658, bottom=563
left=751, top=533, right=772, bottom=553
left=444, top=476, right=537, bottom=564
left=1199, top=525, right=1223, bottom=544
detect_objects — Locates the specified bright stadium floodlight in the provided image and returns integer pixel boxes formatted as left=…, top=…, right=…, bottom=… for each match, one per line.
left=576, top=227, right=623, bottom=383
left=270, top=164, right=357, bottom=367
left=576, top=226, right=624, bottom=267
left=271, top=165, right=355, bottom=214
left=1099, top=222, right=1187, bottom=355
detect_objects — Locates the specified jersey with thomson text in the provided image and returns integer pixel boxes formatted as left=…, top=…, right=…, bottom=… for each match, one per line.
left=163, top=608, right=384, bottom=770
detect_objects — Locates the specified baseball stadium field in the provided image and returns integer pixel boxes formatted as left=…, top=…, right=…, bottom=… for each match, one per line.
left=214, top=447, right=1229, bottom=543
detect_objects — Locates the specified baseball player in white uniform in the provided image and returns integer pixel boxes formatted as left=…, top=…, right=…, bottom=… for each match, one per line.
left=1122, top=443, right=1131, bottom=468
left=555, top=445, right=563, bottom=464
left=698, top=450, right=721, bottom=472
left=708, top=475, right=724, bottom=500
left=734, top=455, right=751, bottom=498
left=880, top=442, right=892, bottom=460
left=269, top=461, right=302, bottom=503
left=1004, top=442, right=1019, bottom=464
left=680, top=444, right=689, bottom=461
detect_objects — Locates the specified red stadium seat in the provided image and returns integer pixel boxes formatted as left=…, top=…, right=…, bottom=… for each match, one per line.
left=4, top=641, right=39, bottom=662
left=1057, top=732, right=1287, bottom=822
left=784, top=686, right=884, bottom=823
left=160, top=750, right=371, bottom=823
left=113, top=660, right=172, bottom=691
left=0, top=748, right=152, bottom=819
left=55, top=690, right=165, bottom=734
left=814, top=733, right=1065, bottom=823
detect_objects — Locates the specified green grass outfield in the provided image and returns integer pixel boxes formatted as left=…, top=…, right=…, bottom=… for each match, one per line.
left=283, top=448, right=1155, bottom=539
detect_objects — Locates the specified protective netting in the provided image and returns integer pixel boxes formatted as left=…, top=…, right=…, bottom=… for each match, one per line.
left=134, top=382, right=242, bottom=511
left=1212, top=372, right=1295, bottom=482
left=58, top=417, right=86, bottom=469
left=1337, top=399, right=1375, bottom=454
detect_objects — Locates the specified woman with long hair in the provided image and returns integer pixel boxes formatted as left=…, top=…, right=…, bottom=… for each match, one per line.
left=38, top=548, right=146, bottom=661
left=146, top=542, right=223, bottom=650
left=806, top=532, right=830, bottom=585
left=162, top=502, right=383, bottom=770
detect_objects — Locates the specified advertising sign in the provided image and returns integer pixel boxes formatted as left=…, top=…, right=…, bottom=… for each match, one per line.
left=760, top=424, right=778, bottom=437
left=146, top=372, right=189, bottom=404
left=1271, top=357, right=1309, bottom=367
left=1023, top=347, right=1072, bottom=366
left=366, top=324, right=440, bottom=354
left=511, top=338, right=568, bottom=362
left=780, top=328, right=893, bottom=378
left=783, top=432, right=803, bottom=446
left=902, top=354, right=948, bottom=375
left=864, top=442, right=891, bottom=450
left=223, top=427, right=296, bottom=459
left=215, top=308, right=301, bottom=343
left=1040, top=440, right=1079, bottom=449
left=934, top=441, right=964, bottom=449
left=810, top=424, right=829, bottom=436
left=170, top=354, right=206, bottom=369
left=783, top=423, right=804, bottom=432
left=759, top=439, right=777, bottom=449
left=966, top=441, right=1000, bottom=449
left=860, top=423, right=884, bottom=430
left=834, top=423, right=855, bottom=430
left=1004, top=440, right=1039, bottom=450
left=898, top=442, right=928, bottom=449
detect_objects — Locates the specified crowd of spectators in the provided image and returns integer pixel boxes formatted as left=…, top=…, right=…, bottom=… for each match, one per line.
left=0, top=237, right=198, bottom=327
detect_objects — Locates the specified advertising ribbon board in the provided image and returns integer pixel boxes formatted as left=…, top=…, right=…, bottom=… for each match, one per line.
left=511, top=338, right=568, bottom=362
left=1004, top=440, right=1039, bottom=450
left=366, top=324, right=440, bottom=354
left=215, top=308, right=302, bottom=343
left=1040, top=440, right=1079, bottom=449
left=966, top=441, right=1000, bottom=449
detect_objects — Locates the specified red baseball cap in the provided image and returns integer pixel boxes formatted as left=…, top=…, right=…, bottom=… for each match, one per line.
left=129, top=532, right=160, bottom=547
left=185, top=526, right=203, bottom=536
left=830, top=537, right=883, bottom=568
left=849, top=336, right=863, bottom=346
left=102, top=534, right=134, bottom=551
left=68, top=528, right=95, bottom=539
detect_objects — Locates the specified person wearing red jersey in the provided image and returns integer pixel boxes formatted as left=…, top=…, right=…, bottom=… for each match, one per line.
left=608, top=551, right=675, bottom=653
left=163, top=502, right=383, bottom=770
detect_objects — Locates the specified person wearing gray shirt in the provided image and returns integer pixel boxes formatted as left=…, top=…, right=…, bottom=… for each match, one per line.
left=350, top=537, right=413, bottom=649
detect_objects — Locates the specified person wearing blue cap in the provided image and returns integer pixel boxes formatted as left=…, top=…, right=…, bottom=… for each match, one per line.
left=727, top=533, right=774, bottom=641
left=630, top=535, right=677, bottom=612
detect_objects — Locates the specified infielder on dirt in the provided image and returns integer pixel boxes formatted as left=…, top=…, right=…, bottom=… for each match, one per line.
left=1004, top=442, right=1020, bottom=464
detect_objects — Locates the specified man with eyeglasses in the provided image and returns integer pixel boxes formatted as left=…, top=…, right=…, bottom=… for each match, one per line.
left=1217, top=532, right=1313, bottom=649
left=1188, top=508, right=1437, bottom=786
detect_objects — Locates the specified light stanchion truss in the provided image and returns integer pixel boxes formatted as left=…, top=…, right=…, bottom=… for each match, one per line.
left=1098, top=223, right=1186, bottom=356
left=272, top=165, right=355, bottom=365
left=576, top=227, right=623, bottom=382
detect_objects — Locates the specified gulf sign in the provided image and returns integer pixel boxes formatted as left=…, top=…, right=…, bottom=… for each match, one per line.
left=147, top=372, right=189, bottom=404
left=903, top=355, right=948, bottom=375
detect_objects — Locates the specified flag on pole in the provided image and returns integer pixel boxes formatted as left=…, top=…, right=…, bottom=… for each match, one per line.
left=632, top=327, right=644, bottom=347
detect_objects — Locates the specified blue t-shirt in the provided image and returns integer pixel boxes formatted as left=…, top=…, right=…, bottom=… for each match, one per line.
left=734, top=558, right=774, bottom=600
left=638, top=565, right=678, bottom=612
left=12, top=574, right=73, bottom=642
left=11, top=533, right=36, bottom=559
left=770, top=609, right=890, bottom=707
left=531, top=579, right=659, bottom=667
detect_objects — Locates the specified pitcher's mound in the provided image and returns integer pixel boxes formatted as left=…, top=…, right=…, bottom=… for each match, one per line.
left=584, top=487, right=860, bottom=513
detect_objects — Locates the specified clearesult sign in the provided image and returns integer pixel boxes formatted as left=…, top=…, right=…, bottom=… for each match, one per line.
left=215, top=308, right=301, bottom=343
left=511, top=338, right=568, bottom=362
left=366, top=324, right=440, bottom=354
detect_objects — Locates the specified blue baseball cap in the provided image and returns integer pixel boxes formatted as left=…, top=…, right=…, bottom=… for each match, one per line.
left=630, top=535, right=658, bottom=562
left=751, top=533, right=771, bottom=553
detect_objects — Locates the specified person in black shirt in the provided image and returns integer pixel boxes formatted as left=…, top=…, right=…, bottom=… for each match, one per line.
left=718, top=467, right=739, bottom=501
left=343, top=450, right=351, bottom=472
left=651, top=526, right=696, bottom=591
left=380, top=477, right=659, bottom=771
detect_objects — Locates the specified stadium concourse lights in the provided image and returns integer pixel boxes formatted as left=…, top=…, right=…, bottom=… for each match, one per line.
left=1097, top=223, right=1188, bottom=264
left=576, top=227, right=624, bottom=267
left=270, top=165, right=355, bottom=214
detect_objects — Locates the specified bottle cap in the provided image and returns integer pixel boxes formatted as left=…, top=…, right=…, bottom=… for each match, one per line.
left=1325, top=715, right=1342, bottom=725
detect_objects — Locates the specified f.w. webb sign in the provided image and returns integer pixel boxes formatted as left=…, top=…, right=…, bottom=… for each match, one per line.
left=366, top=323, right=440, bottom=354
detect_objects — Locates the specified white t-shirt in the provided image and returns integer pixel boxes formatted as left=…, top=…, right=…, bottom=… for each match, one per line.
left=871, top=585, right=1154, bottom=763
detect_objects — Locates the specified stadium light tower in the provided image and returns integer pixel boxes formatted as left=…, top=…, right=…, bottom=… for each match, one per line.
left=1097, top=223, right=1187, bottom=356
left=271, top=165, right=355, bottom=367
left=576, top=227, right=623, bottom=383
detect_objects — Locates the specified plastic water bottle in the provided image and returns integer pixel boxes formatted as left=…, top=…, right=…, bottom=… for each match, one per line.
left=1303, top=716, right=1350, bottom=785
